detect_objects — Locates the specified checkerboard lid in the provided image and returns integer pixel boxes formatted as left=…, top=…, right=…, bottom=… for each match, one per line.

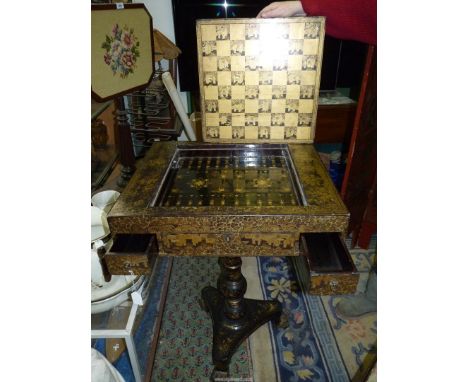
left=196, top=17, right=325, bottom=144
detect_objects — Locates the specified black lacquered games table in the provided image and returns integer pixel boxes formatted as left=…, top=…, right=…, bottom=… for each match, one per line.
left=105, top=17, right=358, bottom=379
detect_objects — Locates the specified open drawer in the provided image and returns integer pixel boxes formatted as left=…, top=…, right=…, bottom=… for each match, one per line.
left=292, top=233, right=358, bottom=295
left=104, top=234, right=158, bottom=275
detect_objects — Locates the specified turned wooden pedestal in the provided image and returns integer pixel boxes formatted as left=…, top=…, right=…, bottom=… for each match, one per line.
left=201, top=257, right=284, bottom=379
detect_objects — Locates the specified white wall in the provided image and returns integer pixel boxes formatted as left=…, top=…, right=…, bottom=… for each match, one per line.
left=141, top=0, right=189, bottom=140
left=142, top=0, right=176, bottom=42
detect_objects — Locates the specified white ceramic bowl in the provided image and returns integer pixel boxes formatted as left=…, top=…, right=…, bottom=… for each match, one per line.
left=91, top=190, right=121, bottom=214
left=91, top=206, right=110, bottom=242
left=91, top=275, right=145, bottom=314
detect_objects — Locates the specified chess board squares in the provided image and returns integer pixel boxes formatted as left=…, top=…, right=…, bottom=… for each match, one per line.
left=231, top=56, right=246, bottom=71
left=202, top=41, right=217, bottom=56
left=287, top=71, right=301, bottom=85
left=232, top=126, right=245, bottom=139
left=300, top=71, right=315, bottom=85
left=273, top=58, right=288, bottom=71
left=231, top=71, right=245, bottom=85
left=302, top=55, right=318, bottom=70
left=206, top=113, right=219, bottom=127
left=231, top=85, right=245, bottom=99
left=258, top=57, right=273, bottom=71
left=200, top=24, right=216, bottom=41
left=203, top=72, right=218, bottom=86
left=246, top=56, right=261, bottom=71
left=218, top=71, right=231, bottom=86
left=232, top=114, right=245, bottom=127
left=289, top=22, right=305, bottom=39
left=258, top=23, right=277, bottom=40
left=245, top=24, right=260, bottom=40
left=300, top=85, right=315, bottom=99
left=259, top=85, right=272, bottom=99
left=245, top=86, right=259, bottom=99
left=245, top=113, right=258, bottom=126
left=259, top=22, right=290, bottom=40
left=258, top=126, right=270, bottom=139
left=245, top=71, right=259, bottom=86
left=206, top=126, right=220, bottom=138
left=296, top=126, right=312, bottom=140
left=286, top=85, right=300, bottom=99
left=259, top=71, right=273, bottom=85
left=204, top=85, right=218, bottom=100
left=287, top=55, right=303, bottom=71
left=304, top=22, right=320, bottom=39
left=230, top=24, right=245, bottom=40
left=231, top=99, right=245, bottom=113
left=219, top=126, right=233, bottom=139
left=276, top=23, right=290, bottom=39
left=258, top=113, right=271, bottom=126
left=259, top=99, right=271, bottom=113
left=245, top=99, right=259, bottom=113
left=270, top=126, right=285, bottom=140
left=272, top=85, right=286, bottom=99
left=216, top=40, right=231, bottom=56
left=218, top=99, right=232, bottom=113
left=205, top=100, right=218, bottom=113
left=203, top=56, right=217, bottom=72
left=285, top=112, right=298, bottom=127
left=303, top=39, right=319, bottom=55
left=298, top=113, right=313, bottom=126
left=285, top=99, right=299, bottom=113
left=245, top=40, right=260, bottom=57
left=284, top=126, right=297, bottom=140
left=217, top=57, right=231, bottom=71
left=218, top=86, right=231, bottom=99
left=230, top=40, right=245, bottom=56
left=272, top=71, right=287, bottom=86
left=271, top=99, right=286, bottom=113
left=219, top=113, right=231, bottom=126
left=245, top=125, right=259, bottom=140
left=288, top=40, right=304, bottom=55
left=299, top=99, right=314, bottom=113
left=271, top=113, right=285, bottom=126
left=216, top=25, right=230, bottom=40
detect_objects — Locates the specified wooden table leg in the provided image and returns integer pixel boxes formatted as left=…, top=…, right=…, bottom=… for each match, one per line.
left=201, top=257, right=285, bottom=379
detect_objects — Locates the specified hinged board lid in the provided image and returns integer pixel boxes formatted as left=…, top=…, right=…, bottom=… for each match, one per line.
left=196, top=17, right=325, bottom=143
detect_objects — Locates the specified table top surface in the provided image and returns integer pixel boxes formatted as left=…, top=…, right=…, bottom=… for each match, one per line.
left=107, top=141, right=348, bottom=235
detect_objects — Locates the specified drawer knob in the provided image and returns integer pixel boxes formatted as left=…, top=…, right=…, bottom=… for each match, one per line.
left=329, top=280, right=339, bottom=290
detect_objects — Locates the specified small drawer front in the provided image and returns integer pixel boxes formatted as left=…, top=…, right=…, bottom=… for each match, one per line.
left=293, top=232, right=358, bottom=295
left=104, top=234, right=157, bottom=275
left=160, top=232, right=299, bottom=257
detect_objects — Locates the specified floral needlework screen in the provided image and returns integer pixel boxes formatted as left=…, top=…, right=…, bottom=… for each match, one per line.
left=91, top=5, right=154, bottom=101
left=196, top=18, right=325, bottom=144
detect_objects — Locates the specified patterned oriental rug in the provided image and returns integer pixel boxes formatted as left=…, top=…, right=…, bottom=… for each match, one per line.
left=152, top=240, right=376, bottom=382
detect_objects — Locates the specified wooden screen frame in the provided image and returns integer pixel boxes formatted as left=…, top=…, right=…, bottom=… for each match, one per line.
left=91, top=3, right=155, bottom=102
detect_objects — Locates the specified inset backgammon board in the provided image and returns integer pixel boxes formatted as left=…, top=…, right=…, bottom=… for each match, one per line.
left=155, top=145, right=303, bottom=207
left=196, top=18, right=325, bottom=143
